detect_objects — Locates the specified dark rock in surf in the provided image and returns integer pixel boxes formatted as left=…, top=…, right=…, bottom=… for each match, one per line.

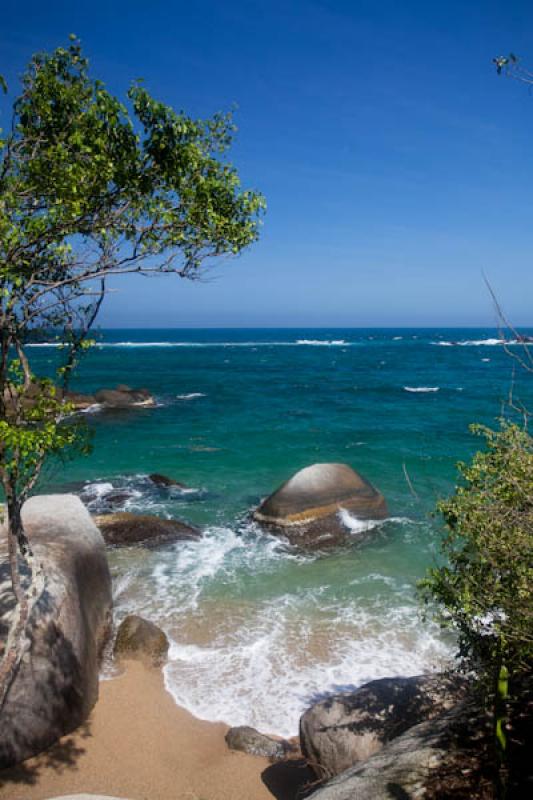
left=225, top=726, right=289, bottom=760
left=253, top=463, right=387, bottom=549
left=113, top=615, right=169, bottom=667
left=94, top=511, right=200, bottom=546
left=149, top=473, right=188, bottom=489
left=94, top=386, right=154, bottom=408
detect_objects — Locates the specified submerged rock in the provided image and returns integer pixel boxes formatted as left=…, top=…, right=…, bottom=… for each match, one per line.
left=94, top=511, right=201, bottom=546
left=149, top=473, right=188, bottom=489
left=300, top=674, right=467, bottom=781
left=114, top=615, right=169, bottom=666
left=0, top=495, right=112, bottom=769
left=253, top=463, right=387, bottom=549
left=225, top=726, right=289, bottom=760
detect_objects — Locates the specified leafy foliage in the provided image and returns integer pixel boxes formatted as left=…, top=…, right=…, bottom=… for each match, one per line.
left=0, top=38, right=264, bottom=699
left=420, top=422, right=533, bottom=688
left=0, top=37, right=264, bottom=507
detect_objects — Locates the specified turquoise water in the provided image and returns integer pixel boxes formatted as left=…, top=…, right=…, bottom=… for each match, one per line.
left=30, top=328, right=533, bottom=735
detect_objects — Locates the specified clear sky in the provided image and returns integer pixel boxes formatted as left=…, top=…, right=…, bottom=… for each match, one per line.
left=2, top=0, right=533, bottom=327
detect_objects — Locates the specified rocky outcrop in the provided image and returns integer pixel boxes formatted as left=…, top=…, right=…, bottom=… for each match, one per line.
left=113, top=615, right=169, bottom=666
left=149, top=473, right=188, bottom=489
left=92, top=386, right=154, bottom=409
left=253, top=463, right=387, bottom=549
left=0, top=495, right=112, bottom=769
left=94, top=512, right=201, bottom=546
left=300, top=674, right=467, bottom=780
left=304, top=702, right=470, bottom=800
left=3, top=383, right=155, bottom=414
left=225, top=726, right=289, bottom=760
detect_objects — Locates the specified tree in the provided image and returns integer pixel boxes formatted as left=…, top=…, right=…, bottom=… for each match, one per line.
left=0, top=38, right=264, bottom=700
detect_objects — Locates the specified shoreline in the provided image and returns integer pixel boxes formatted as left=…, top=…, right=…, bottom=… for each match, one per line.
left=0, top=661, right=313, bottom=800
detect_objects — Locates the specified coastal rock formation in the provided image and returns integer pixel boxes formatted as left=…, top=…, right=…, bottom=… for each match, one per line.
left=93, top=386, right=154, bottom=409
left=253, top=463, right=387, bottom=548
left=94, top=512, right=201, bottom=546
left=300, top=674, right=467, bottom=780
left=149, top=472, right=188, bottom=489
left=3, top=383, right=155, bottom=414
left=114, top=615, right=169, bottom=666
left=0, top=495, right=112, bottom=769
left=304, top=701, right=470, bottom=800
left=225, top=726, right=288, bottom=760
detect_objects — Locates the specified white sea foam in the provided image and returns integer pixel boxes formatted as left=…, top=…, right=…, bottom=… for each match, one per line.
left=296, top=339, right=346, bottom=346
left=403, top=386, right=440, bottom=393
left=176, top=392, right=206, bottom=400
left=79, top=403, right=103, bottom=414
left=431, top=338, right=518, bottom=347
left=108, top=519, right=450, bottom=738
left=339, top=510, right=412, bottom=535
left=337, top=509, right=386, bottom=534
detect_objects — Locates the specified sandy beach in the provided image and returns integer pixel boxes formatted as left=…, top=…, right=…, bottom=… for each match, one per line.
left=0, top=662, right=313, bottom=800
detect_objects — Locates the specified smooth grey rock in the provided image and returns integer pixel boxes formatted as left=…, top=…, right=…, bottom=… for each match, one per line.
left=225, top=725, right=288, bottom=760
left=300, top=674, right=466, bottom=781
left=0, top=495, right=112, bottom=769
left=305, top=702, right=468, bottom=800
left=94, top=511, right=200, bottom=546
left=114, top=614, right=169, bottom=666
left=253, top=463, right=387, bottom=549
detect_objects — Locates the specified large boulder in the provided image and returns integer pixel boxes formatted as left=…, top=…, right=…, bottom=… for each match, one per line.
left=225, top=726, right=289, bottom=760
left=0, top=495, right=112, bottom=769
left=253, top=463, right=387, bottom=549
left=113, top=615, right=169, bottom=666
left=300, top=674, right=467, bottom=781
left=94, top=512, right=201, bottom=546
left=304, top=702, right=471, bottom=800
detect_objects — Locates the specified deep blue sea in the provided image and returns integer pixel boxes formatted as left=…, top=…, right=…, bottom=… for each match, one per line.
left=29, top=328, right=533, bottom=736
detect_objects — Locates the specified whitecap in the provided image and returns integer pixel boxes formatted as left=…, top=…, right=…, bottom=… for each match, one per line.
left=403, top=386, right=440, bottom=393
left=176, top=393, right=206, bottom=400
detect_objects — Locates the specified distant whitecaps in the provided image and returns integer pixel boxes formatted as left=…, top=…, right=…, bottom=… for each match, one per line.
left=176, top=393, right=206, bottom=400
left=295, top=339, right=346, bottom=346
left=403, top=386, right=440, bottom=393
left=431, top=338, right=519, bottom=347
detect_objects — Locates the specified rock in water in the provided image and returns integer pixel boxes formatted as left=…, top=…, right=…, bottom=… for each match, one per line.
left=300, top=674, right=467, bottom=780
left=253, top=463, right=387, bottom=549
left=94, top=512, right=201, bottom=546
left=114, top=615, right=169, bottom=666
left=149, top=473, right=188, bottom=489
left=94, top=386, right=154, bottom=408
left=225, top=726, right=288, bottom=760
left=0, top=495, right=112, bottom=769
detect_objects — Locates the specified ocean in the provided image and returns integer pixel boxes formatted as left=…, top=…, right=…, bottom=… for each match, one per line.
left=29, top=327, right=533, bottom=737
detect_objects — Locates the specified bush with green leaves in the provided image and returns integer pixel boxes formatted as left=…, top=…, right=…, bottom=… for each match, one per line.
left=420, top=422, right=532, bottom=691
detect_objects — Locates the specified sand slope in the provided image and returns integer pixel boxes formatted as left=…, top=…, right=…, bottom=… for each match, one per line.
left=0, top=662, right=312, bottom=800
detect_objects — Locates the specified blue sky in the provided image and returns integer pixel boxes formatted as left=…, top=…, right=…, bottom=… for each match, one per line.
left=2, top=0, right=533, bottom=327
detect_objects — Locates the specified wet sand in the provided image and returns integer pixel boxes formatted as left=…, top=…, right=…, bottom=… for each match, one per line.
left=0, top=661, right=313, bottom=800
